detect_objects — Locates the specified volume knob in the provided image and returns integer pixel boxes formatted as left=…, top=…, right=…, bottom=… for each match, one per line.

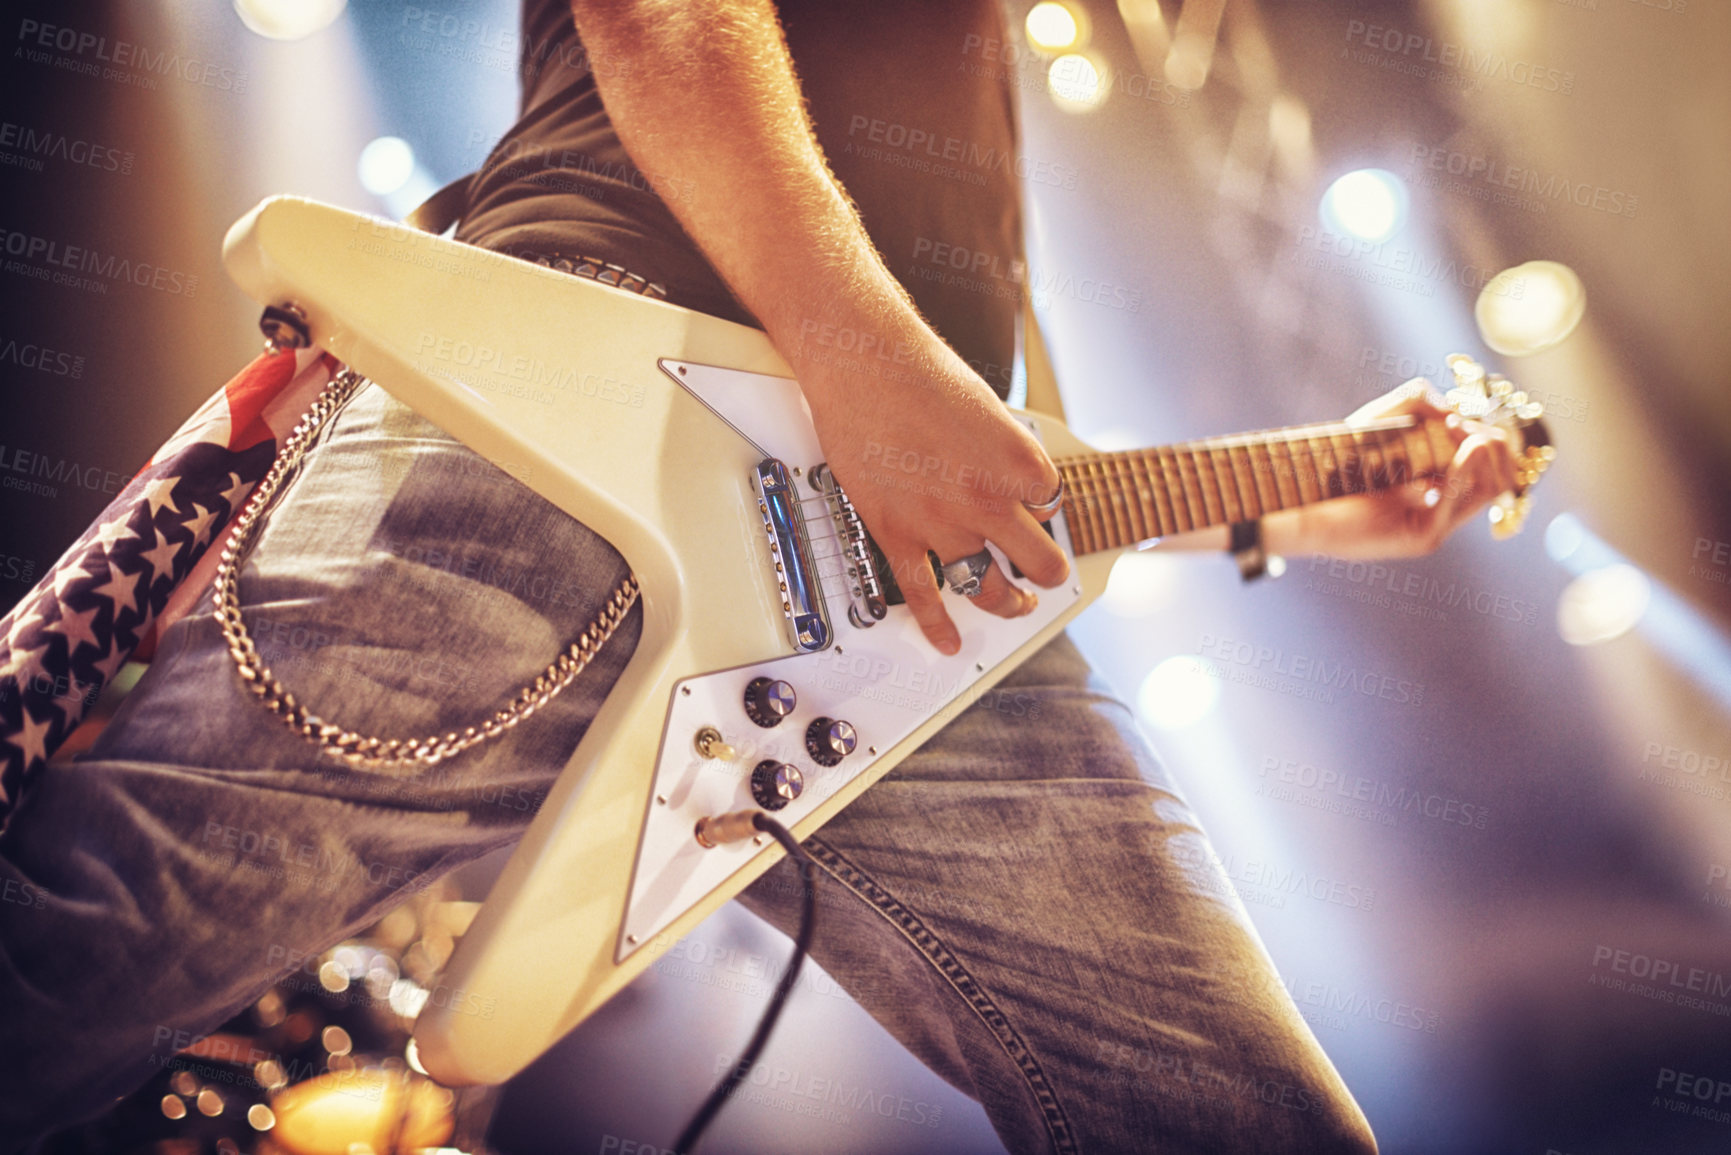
left=743, top=677, right=797, bottom=728
left=751, top=760, right=805, bottom=811
left=805, top=717, right=857, bottom=767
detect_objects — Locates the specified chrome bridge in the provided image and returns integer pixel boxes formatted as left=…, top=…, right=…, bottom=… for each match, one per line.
left=809, top=462, right=888, bottom=629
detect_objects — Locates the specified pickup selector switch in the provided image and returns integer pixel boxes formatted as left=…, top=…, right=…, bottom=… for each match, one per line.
left=743, top=677, right=797, bottom=728
left=750, top=760, right=804, bottom=811
left=805, top=717, right=858, bottom=767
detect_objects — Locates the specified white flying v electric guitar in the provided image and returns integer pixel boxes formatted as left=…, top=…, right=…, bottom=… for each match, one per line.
left=221, top=196, right=1554, bottom=1087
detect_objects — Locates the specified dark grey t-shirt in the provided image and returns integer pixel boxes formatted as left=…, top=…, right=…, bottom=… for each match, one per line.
left=454, top=0, right=1023, bottom=398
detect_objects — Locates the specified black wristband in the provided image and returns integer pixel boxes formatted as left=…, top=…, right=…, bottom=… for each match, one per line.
left=1229, top=520, right=1269, bottom=581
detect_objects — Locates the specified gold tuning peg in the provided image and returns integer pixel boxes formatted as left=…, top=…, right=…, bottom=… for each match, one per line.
left=1488, top=493, right=1531, bottom=540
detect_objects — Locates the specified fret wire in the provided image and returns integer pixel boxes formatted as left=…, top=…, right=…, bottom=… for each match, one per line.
left=1353, top=427, right=1386, bottom=492
left=1271, top=436, right=1303, bottom=508
left=1250, top=436, right=1285, bottom=512
left=1199, top=445, right=1231, bottom=528
left=1206, top=445, right=1232, bottom=527
left=1101, top=455, right=1139, bottom=547
left=1159, top=446, right=1195, bottom=533
left=1060, top=463, right=1095, bottom=554
left=1306, top=431, right=1339, bottom=499
left=1078, top=457, right=1113, bottom=550
left=1092, top=457, right=1128, bottom=550
left=1174, top=446, right=1215, bottom=531
left=1226, top=443, right=1263, bottom=520
left=1330, top=431, right=1363, bottom=495
left=1261, top=435, right=1291, bottom=509
left=1380, top=428, right=1412, bottom=493
left=1138, top=448, right=1174, bottom=537
left=1192, top=446, right=1223, bottom=525
left=1292, top=437, right=1324, bottom=506
left=1211, top=445, right=1246, bottom=525
left=1079, top=459, right=1114, bottom=551
left=1113, top=452, right=1153, bottom=542
left=1070, top=462, right=1103, bottom=554
left=1260, top=436, right=1290, bottom=511
left=1304, top=434, right=1334, bottom=501
left=1124, top=449, right=1159, bottom=539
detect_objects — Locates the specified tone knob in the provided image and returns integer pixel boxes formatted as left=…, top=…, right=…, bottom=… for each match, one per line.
left=743, top=677, right=797, bottom=728
left=805, top=717, right=857, bottom=767
left=750, top=760, right=805, bottom=811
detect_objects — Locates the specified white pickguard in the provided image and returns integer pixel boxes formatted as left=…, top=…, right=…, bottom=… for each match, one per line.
left=621, top=362, right=1080, bottom=959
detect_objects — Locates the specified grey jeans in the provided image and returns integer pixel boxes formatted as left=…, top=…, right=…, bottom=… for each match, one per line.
left=0, top=384, right=1375, bottom=1153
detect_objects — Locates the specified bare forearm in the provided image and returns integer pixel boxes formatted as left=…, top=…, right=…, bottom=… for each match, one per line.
left=568, top=0, right=931, bottom=385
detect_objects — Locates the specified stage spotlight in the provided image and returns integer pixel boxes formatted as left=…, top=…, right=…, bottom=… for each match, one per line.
left=1557, top=564, right=1650, bottom=647
left=1138, top=655, right=1221, bottom=730
left=1476, top=260, right=1587, bottom=356
left=232, top=0, right=346, bottom=40
left=1320, top=169, right=1408, bottom=244
left=1048, top=52, right=1108, bottom=112
left=359, top=136, right=415, bottom=196
left=1026, top=3, right=1086, bottom=52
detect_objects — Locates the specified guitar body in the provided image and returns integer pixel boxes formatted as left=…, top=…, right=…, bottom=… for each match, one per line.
left=222, top=197, right=1119, bottom=1086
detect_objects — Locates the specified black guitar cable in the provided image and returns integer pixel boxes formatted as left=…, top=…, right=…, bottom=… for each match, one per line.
left=673, top=812, right=818, bottom=1153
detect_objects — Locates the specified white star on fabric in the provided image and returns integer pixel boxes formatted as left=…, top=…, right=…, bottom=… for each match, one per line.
left=183, top=502, right=221, bottom=545
left=88, top=563, right=144, bottom=617
left=219, top=472, right=251, bottom=512
left=0, top=641, right=48, bottom=685
left=94, top=515, right=142, bottom=554
left=139, top=529, right=184, bottom=586
left=47, top=678, right=96, bottom=724
left=51, top=562, right=95, bottom=602
left=5, top=606, right=48, bottom=652
left=6, top=710, right=56, bottom=769
left=140, top=476, right=183, bottom=518
left=49, top=603, right=103, bottom=658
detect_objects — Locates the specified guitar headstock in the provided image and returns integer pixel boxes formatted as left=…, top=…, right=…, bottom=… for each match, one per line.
left=1440, top=354, right=1557, bottom=540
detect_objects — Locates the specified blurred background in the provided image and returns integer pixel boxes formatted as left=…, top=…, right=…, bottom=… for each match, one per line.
left=3, top=0, right=1728, bottom=1152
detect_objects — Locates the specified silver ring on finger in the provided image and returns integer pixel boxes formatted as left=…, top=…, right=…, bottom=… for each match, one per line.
left=1023, top=478, right=1065, bottom=518
left=940, top=549, right=993, bottom=599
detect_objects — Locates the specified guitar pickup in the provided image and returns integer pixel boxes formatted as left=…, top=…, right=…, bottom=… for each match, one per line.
left=754, top=459, right=832, bottom=653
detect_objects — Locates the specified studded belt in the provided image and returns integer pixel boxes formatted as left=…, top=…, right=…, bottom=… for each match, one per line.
left=523, top=252, right=668, bottom=301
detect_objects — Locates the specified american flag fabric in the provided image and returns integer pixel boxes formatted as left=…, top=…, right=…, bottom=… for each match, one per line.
left=0, top=346, right=340, bottom=830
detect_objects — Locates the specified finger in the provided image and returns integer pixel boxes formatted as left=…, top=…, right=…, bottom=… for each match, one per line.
left=1428, top=433, right=1511, bottom=541
left=887, top=544, right=961, bottom=655
left=963, top=559, right=1038, bottom=620
left=991, top=507, right=1071, bottom=588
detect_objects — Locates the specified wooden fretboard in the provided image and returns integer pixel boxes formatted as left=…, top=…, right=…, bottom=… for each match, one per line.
left=1055, top=415, right=1455, bottom=555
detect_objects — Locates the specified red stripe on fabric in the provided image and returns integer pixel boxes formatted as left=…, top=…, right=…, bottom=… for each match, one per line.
left=225, top=349, right=301, bottom=451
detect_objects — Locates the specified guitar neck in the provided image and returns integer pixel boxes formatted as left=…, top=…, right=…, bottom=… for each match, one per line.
left=1056, top=414, right=1453, bottom=556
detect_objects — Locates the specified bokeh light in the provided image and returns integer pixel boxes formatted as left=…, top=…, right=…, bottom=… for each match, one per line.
left=1319, top=168, right=1408, bottom=244
left=358, top=136, right=415, bottom=196
left=232, top=0, right=347, bottom=40
left=1476, top=260, right=1587, bottom=356
left=1026, top=3, right=1084, bottom=52
left=1137, top=655, right=1221, bottom=730
left=1557, top=564, right=1650, bottom=646
left=1048, top=53, right=1107, bottom=112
